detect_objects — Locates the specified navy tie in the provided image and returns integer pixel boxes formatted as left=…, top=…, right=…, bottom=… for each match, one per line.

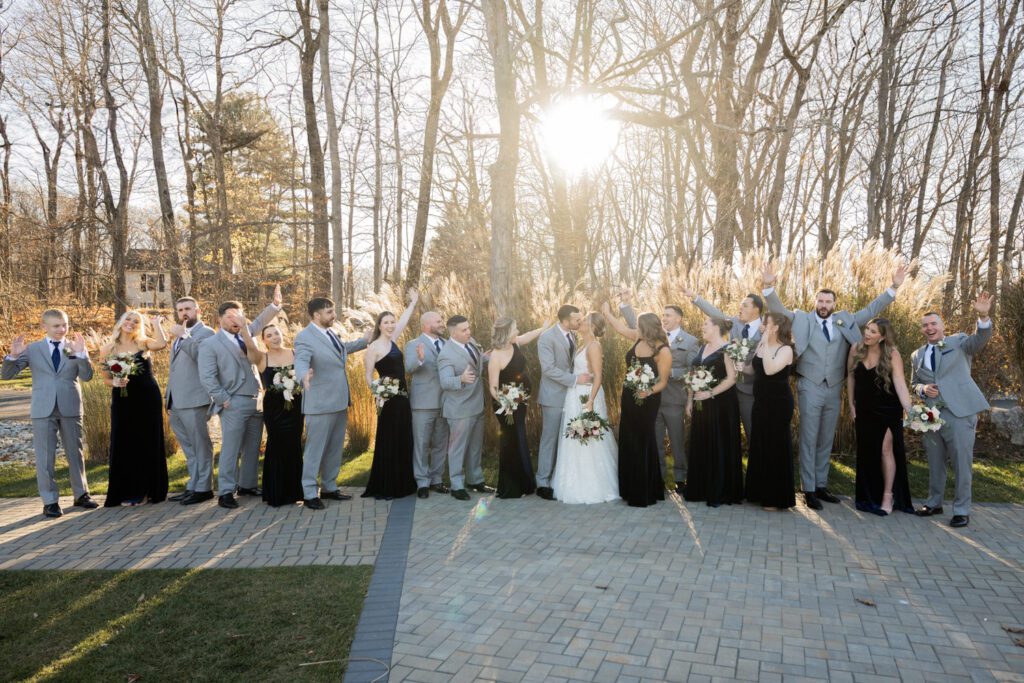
left=434, top=339, right=442, bottom=354
left=327, top=330, right=344, bottom=355
left=929, top=345, right=937, bottom=372
left=234, top=333, right=246, bottom=353
left=51, top=341, right=61, bottom=371
left=742, top=324, right=750, bottom=339
left=466, top=343, right=478, bottom=366
left=567, top=333, right=576, bottom=361
left=821, top=320, right=831, bottom=342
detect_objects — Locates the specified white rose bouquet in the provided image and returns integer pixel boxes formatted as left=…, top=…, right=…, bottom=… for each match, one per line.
left=371, top=376, right=407, bottom=413
left=269, top=365, right=302, bottom=410
left=725, top=338, right=756, bottom=381
left=564, top=410, right=612, bottom=445
left=904, top=403, right=945, bottom=433
left=494, top=382, right=530, bottom=425
left=623, top=358, right=657, bottom=406
left=684, top=366, right=717, bottom=411
left=105, top=352, right=139, bottom=398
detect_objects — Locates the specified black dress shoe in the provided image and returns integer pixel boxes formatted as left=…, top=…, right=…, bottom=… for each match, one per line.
left=915, top=505, right=944, bottom=517
left=451, top=489, right=470, bottom=501
left=804, top=492, right=823, bottom=510
left=950, top=515, right=969, bottom=528
left=168, top=490, right=193, bottom=502
left=218, top=494, right=239, bottom=509
left=74, top=494, right=99, bottom=509
left=43, top=503, right=63, bottom=518
left=675, top=481, right=686, bottom=495
left=236, top=487, right=262, bottom=497
left=536, top=487, right=554, bottom=501
left=320, top=490, right=352, bottom=501
left=304, top=497, right=325, bottom=510
left=815, top=488, right=841, bottom=504
left=429, top=483, right=450, bottom=494
left=181, top=491, right=214, bottom=505
left=466, top=482, right=495, bottom=493
left=417, top=487, right=429, bottom=499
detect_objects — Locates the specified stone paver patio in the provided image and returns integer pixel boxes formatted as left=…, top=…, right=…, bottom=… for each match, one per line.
left=1, top=488, right=1023, bottom=681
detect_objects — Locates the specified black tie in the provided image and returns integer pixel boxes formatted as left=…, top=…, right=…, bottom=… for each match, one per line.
left=327, top=330, right=344, bottom=355
left=51, top=341, right=61, bottom=371
left=434, top=339, right=442, bottom=354
left=742, top=324, right=750, bottom=340
left=567, top=333, right=576, bottom=361
left=929, top=345, right=937, bottom=372
left=466, top=343, right=478, bottom=366
left=234, top=333, right=247, bottom=354
left=821, top=320, right=831, bottom=342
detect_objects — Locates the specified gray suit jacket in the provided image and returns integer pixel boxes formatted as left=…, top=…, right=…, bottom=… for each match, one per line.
left=537, top=325, right=577, bottom=408
left=198, top=331, right=263, bottom=412
left=691, top=297, right=763, bottom=396
left=405, top=334, right=444, bottom=410
left=911, top=324, right=992, bottom=418
left=437, top=339, right=485, bottom=419
left=621, top=305, right=700, bottom=407
left=766, top=288, right=894, bottom=386
left=293, top=324, right=368, bottom=415
left=2, top=340, right=94, bottom=418
left=165, top=322, right=215, bottom=409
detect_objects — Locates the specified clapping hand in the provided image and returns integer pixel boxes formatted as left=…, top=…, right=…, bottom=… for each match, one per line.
left=68, top=332, right=87, bottom=354
left=9, top=334, right=26, bottom=357
left=416, top=342, right=425, bottom=362
left=974, top=291, right=993, bottom=319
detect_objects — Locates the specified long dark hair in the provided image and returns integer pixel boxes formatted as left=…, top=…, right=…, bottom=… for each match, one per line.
left=371, top=311, right=395, bottom=342
left=765, top=312, right=794, bottom=349
left=848, top=317, right=897, bottom=393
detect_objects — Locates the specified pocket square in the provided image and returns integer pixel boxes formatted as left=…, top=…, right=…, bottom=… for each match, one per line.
left=941, top=349, right=954, bottom=355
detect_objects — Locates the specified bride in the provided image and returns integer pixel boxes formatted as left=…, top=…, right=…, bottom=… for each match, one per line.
left=551, top=312, right=620, bottom=504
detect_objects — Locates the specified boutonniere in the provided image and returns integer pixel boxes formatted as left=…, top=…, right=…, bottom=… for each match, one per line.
left=835, top=319, right=845, bottom=327
left=62, top=346, right=76, bottom=358
left=937, top=340, right=947, bottom=349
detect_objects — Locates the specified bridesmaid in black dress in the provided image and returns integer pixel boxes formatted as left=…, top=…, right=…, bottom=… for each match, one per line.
left=685, top=317, right=743, bottom=507
left=744, top=312, right=796, bottom=510
left=487, top=318, right=547, bottom=499
left=101, top=311, right=170, bottom=507
left=847, top=317, right=915, bottom=515
left=603, top=305, right=672, bottom=508
left=362, top=290, right=420, bottom=500
left=240, top=322, right=304, bottom=506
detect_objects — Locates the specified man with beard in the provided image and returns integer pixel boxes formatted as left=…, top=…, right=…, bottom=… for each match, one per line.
left=762, top=263, right=907, bottom=510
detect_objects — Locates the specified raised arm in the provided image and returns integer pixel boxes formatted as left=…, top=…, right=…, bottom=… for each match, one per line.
left=392, top=288, right=420, bottom=340
left=68, top=332, right=94, bottom=381
left=601, top=301, right=639, bottom=341
left=248, top=284, right=284, bottom=336
left=1, top=335, right=29, bottom=379
left=961, top=292, right=994, bottom=356
left=682, top=284, right=729, bottom=322
left=515, top=320, right=552, bottom=346
left=761, top=265, right=796, bottom=320
left=344, top=333, right=369, bottom=355
left=144, top=316, right=169, bottom=351
left=238, top=317, right=266, bottom=369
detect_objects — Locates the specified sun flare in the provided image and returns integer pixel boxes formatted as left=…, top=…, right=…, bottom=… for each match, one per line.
left=539, top=96, right=621, bottom=178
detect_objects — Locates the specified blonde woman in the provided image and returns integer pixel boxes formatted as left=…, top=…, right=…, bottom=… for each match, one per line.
left=98, top=310, right=169, bottom=507
left=487, top=317, right=548, bottom=499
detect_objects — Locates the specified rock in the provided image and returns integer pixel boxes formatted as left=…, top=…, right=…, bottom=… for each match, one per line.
left=990, top=404, right=1024, bottom=447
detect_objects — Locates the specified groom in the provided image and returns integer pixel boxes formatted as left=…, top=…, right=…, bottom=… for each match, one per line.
left=536, top=305, right=592, bottom=500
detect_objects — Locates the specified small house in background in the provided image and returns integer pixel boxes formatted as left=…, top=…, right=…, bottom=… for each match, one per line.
left=125, top=248, right=190, bottom=309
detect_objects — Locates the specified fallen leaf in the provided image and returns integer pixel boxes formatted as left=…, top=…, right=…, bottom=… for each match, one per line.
left=126, top=674, right=142, bottom=682
left=595, top=585, right=608, bottom=590
left=855, top=598, right=876, bottom=607
left=1015, top=638, right=1024, bottom=648
left=137, top=594, right=146, bottom=603
left=1003, top=625, right=1024, bottom=634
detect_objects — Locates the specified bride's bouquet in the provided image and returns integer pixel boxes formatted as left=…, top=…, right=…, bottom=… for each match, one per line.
left=623, top=358, right=657, bottom=406
left=371, top=376, right=407, bottom=413
left=683, top=366, right=717, bottom=411
left=105, top=352, right=139, bottom=398
left=564, top=408, right=612, bottom=445
left=904, top=403, right=945, bottom=433
left=725, top=338, right=756, bottom=381
left=494, top=382, right=530, bottom=425
left=269, top=364, right=302, bottom=410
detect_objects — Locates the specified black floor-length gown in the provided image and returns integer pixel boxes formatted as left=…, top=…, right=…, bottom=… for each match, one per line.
left=104, top=351, right=169, bottom=506
left=684, top=345, right=744, bottom=507
left=617, top=343, right=665, bottom=508
left=261, top=365, right=304, bottom=506
left=363, top=342, right=417, bottom=499
left=853, top=362, right=914, bottom=514
left=494, top=344, right=536, bottom=499
left=744, top=354, right=796, bottom=509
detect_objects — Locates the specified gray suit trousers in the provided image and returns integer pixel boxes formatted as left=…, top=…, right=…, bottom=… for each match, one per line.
left=170, top=406, right=214, bottom=493
left=923, top=412, right=977, bottom=515
left=447, top=414, right=484, bottom=491
left=655, top=403, right=686, bottom=483
left=796, top=377, right=843, bottom=492
left=537, top=405, right=563, bottom=488
left=412, top=409, right=448, bottom=487
left=33, top=407, right=88, bottom=505
left=737, top=392, right=754, bottom=445
left=217, top=396, right=263, bottom=495
left=302, top=410, right=348, bottom=499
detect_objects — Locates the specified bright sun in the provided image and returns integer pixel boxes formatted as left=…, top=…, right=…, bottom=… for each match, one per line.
left=539, top=96, right=621, bottom=178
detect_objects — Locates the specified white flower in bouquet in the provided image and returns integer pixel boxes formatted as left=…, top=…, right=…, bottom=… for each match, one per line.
left=725, top=338, right=756, bottom=381
left=904, top=403, right=945, bottom=433
left=104, top=352, right=139, bottom=397
left=371, top=376, right=407, bottom=413
left=495, top=382, right=531, bottom=425
left=270, top=365, right=302, bottom=409
left=683, top=366, right=717, bottom=411
left=623, top=358, right=657, bottom=406
left=564, top=410, right=612, bottom=445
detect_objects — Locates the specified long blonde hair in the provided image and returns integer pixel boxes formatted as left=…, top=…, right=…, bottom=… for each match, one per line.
left=491, top=317, right=516, bottom=348
left=112, top=310, right=149, bottom=346
left=848, top=317, right=896, bottom=393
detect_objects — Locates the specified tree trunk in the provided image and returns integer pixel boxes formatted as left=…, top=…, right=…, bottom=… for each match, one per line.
left=318, top=0, right=345, bottom=304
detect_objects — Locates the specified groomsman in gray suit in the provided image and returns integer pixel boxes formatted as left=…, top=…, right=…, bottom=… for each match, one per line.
left=293, top=296, right=370, bottom=509
left=911, top=293, right=993, bottom=528
left=763, top=263, right=907, bottom=510
left=198, top=298, right=281, bottom=509
left=682, top=288, right=765, bottom=443
left=405, top=311, right=450, bottom=498
left=436, top=315, right=491, bottom=500
left=169, top=289, right=281, bottom=505
left=536, top=305, right=591, bottom=500
left=3, top=309, right=97, bottom=518
left=618, top=293, right=700, bottom=492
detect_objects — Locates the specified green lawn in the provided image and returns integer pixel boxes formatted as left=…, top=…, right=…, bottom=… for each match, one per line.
left=0, top=566, right=372, bottom=682
left=0, top=370, right=33, bottom=390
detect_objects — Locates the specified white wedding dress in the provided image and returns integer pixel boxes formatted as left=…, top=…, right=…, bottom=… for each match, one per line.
left=551, top=343, right=620, bottom=504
